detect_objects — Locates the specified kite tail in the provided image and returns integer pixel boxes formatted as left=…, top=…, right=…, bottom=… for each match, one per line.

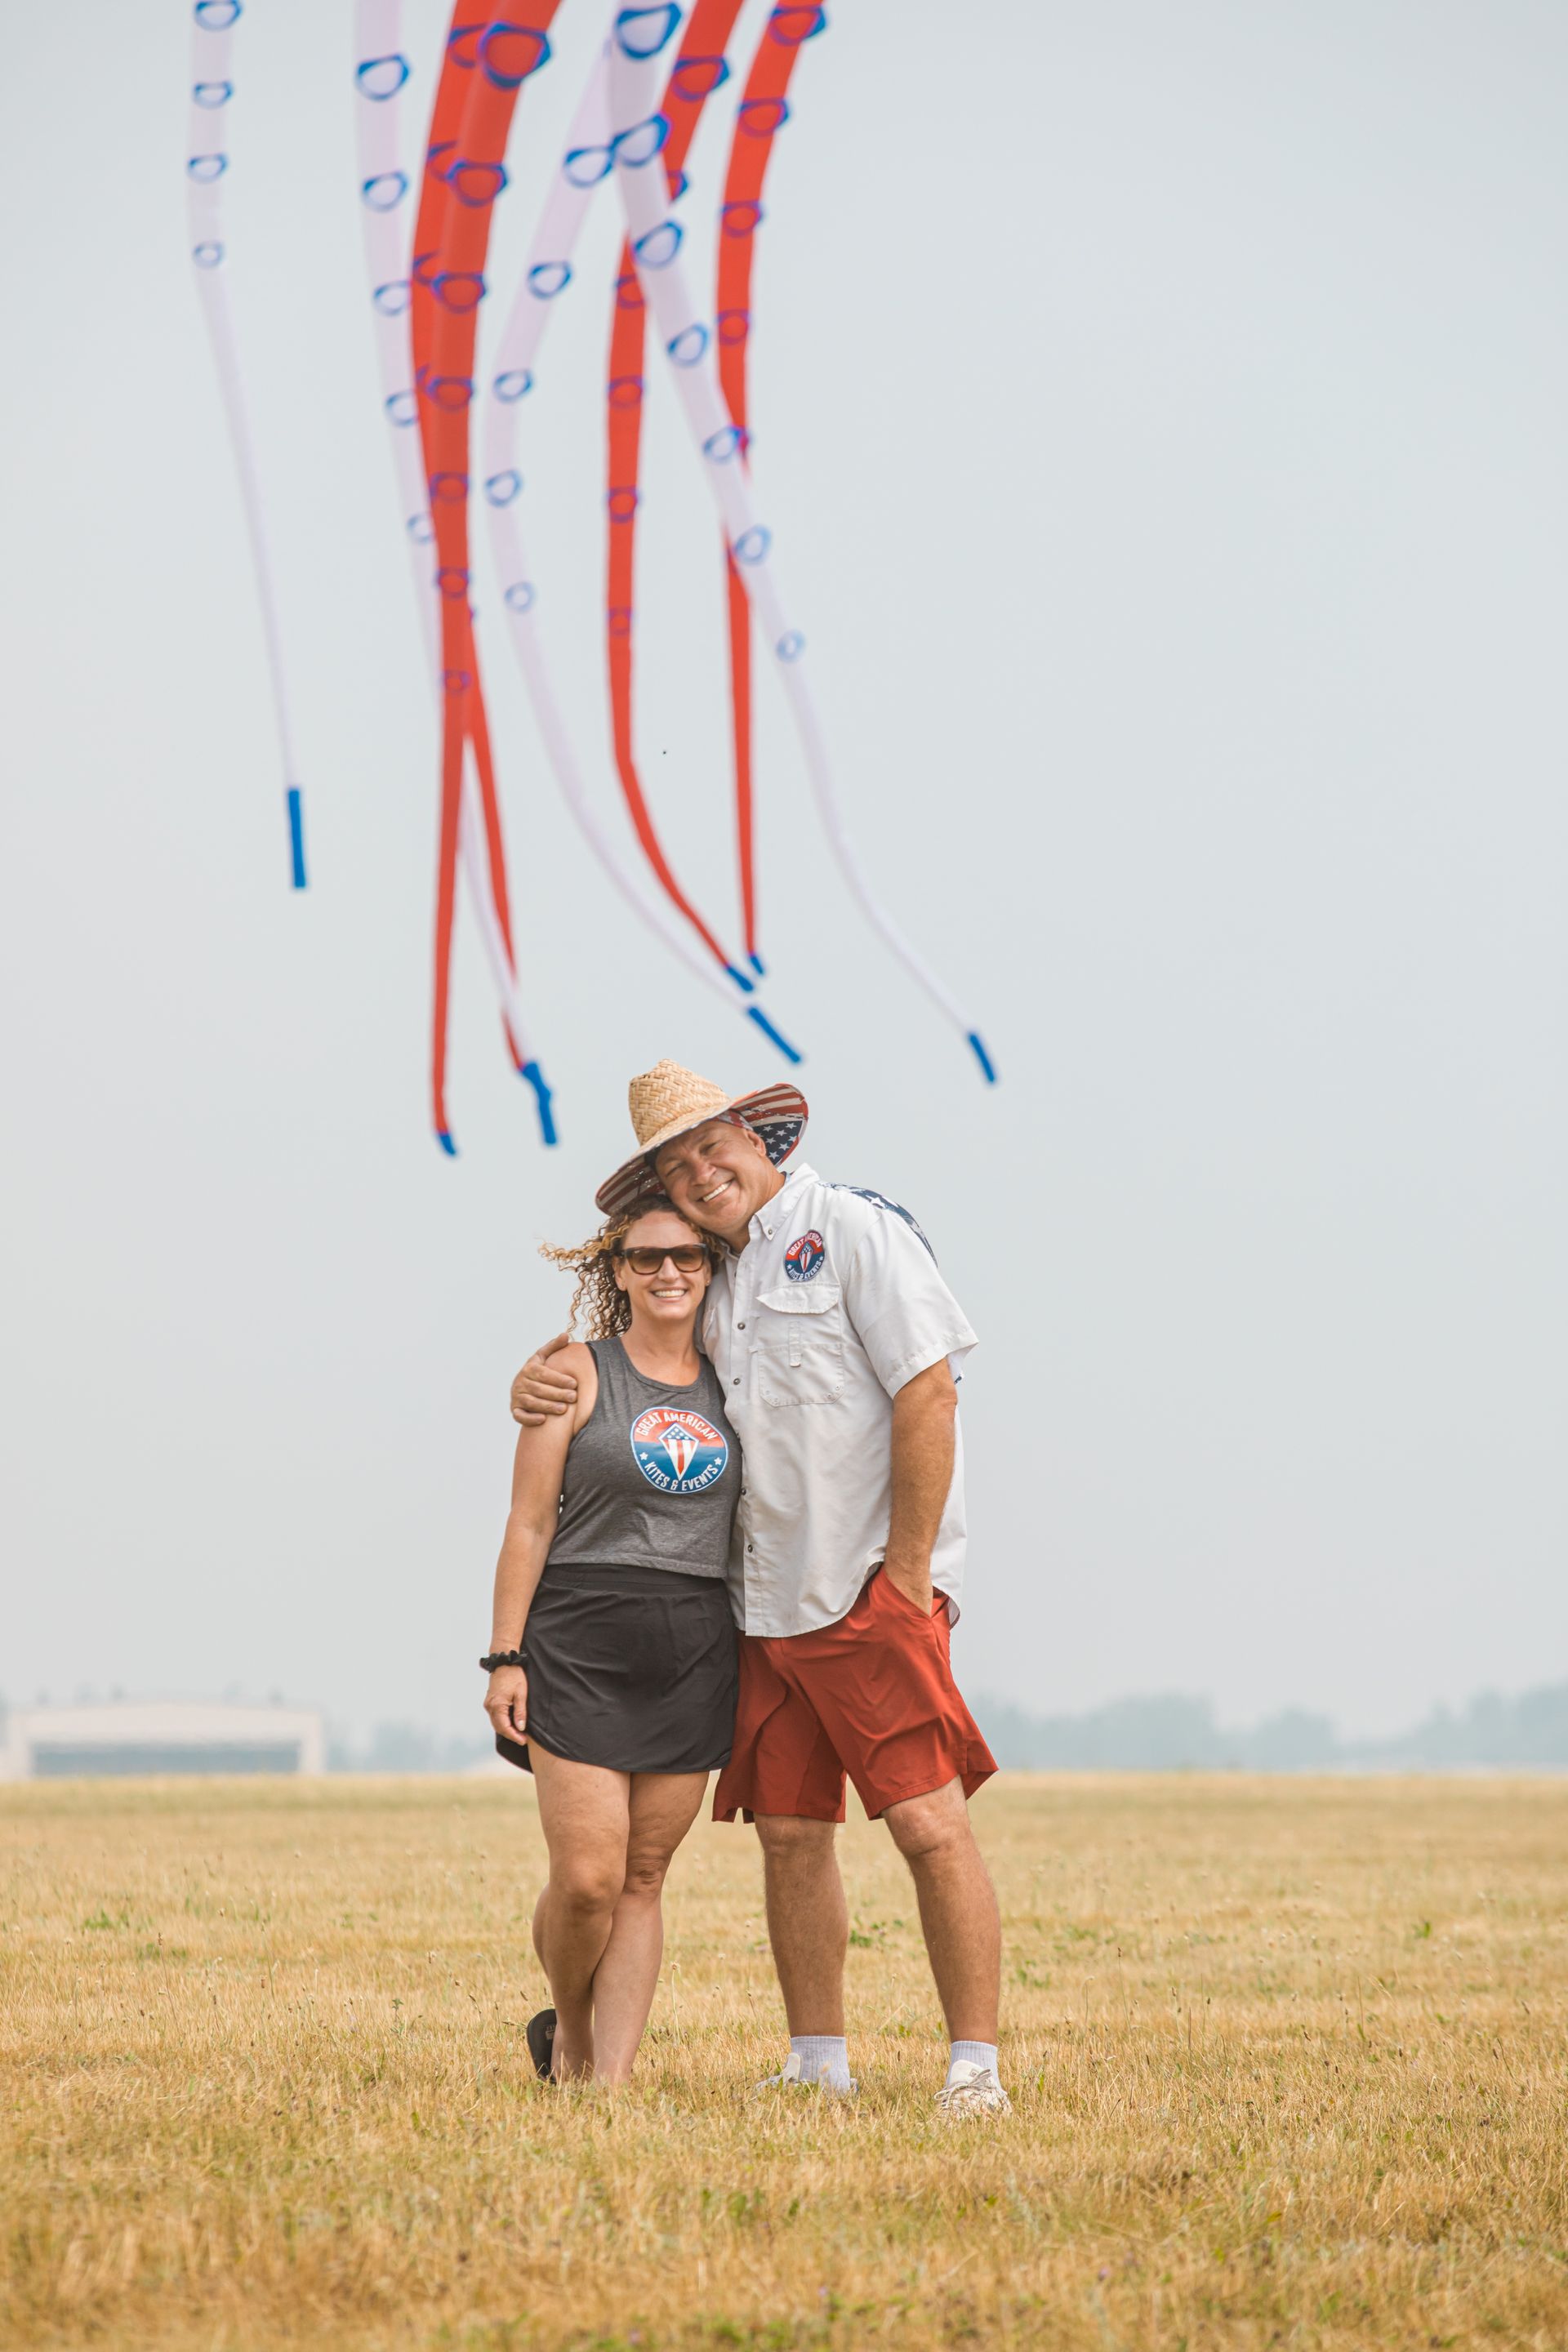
left=412, top=11, right=486, bottom=1153
left=354, top=2, right=555, bottom=1145
left=605, top=265, right=745, bottom=985
left=602, top=0, right=752, bottom=987
left=412, top=7, right=564, bottom=1152
left=724, top=555, right=759, bottom=970
left=187, top=0, right=307, bottom=888
left=466, top=685, right=523, bottom=1063
left=608, top=7, right=996, bottom=1081
left=477, top=26, right=805, bottom=1063
left=715, top=0, right=826, bottom=970
left=430, top=677, right=466, bottom=1150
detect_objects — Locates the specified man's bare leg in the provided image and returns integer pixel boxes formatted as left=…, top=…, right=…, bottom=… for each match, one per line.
left=752, top=1813, right=847, bottom=2034
left=882, top=1776, right=1000, bottom=2042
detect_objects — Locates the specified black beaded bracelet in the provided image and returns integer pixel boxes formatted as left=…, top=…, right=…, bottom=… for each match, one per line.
left=479, top=1648, right=525, bottom=1673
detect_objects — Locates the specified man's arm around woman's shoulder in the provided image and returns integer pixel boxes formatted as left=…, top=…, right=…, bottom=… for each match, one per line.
left=510, top=1331, right=581, bottom=1424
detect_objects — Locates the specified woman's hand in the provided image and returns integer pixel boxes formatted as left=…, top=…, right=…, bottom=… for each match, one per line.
left=483, top=1664, right=528, bottom=1743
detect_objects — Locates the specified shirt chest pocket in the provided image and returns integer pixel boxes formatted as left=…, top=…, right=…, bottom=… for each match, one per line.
left=752, top=1283, right=845, bottom=1407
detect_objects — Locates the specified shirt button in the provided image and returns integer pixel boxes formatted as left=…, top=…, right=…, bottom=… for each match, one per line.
left=737, top=1321, right=746, bottom=1330
left=732, top=1377, right=740, bottom=1386
left=746, top=1544, right=755, bottom=1553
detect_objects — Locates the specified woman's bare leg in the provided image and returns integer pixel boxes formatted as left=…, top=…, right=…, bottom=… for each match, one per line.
left=528, top=1744, right=630, bottom=2078
left=587, top=1771, right=708, bottom=2084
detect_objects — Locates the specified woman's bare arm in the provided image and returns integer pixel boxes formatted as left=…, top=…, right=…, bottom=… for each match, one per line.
left=483, top=1345, right=597, bottom=1743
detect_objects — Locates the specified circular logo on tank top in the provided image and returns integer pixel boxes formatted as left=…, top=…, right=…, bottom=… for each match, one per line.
left=629, top=1405, right=730, bottom=1494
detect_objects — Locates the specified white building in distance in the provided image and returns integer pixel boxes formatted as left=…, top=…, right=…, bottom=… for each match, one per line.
left=0, top=1701, right=325, bottom=1780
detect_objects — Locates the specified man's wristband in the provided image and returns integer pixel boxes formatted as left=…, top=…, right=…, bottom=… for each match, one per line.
left=479, top=1648, right=525, bottom=1673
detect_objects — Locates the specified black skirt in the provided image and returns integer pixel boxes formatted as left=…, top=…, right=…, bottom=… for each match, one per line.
left=497, top=1560, right=738, bottom=1776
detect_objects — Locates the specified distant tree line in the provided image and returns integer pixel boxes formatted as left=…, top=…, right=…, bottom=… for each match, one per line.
left=973, top=1682, right=1568, bottom=1771
left=17, top=1687, right=1548, bottom=1778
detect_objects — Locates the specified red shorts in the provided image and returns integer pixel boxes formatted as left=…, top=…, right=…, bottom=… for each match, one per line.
left=712, top=1566, right=997, bottom=1824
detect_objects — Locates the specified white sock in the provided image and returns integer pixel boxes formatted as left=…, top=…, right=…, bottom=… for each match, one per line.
left=791, top=2034, right=852, bottom=2091
left=947, top=2040, right=999, bottom=2086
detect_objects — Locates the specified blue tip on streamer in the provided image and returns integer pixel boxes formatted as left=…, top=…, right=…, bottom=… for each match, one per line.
left=436, top=1129, right=457, bottom=1156
left=748, top=951, right=766, bottom=977
left=724, top=963, right=756, bottom=996
left=967, top=1031, right=997, bottom=1083
left=746, top=1005, right=803, bottom=1064
left=519, top=1060, right=558, bottom=1146
left=286, top=787, right=306, bottom=889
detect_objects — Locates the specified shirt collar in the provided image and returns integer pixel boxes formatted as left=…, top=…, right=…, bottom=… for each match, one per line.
left=747, top=1160, right=814, bottom=1248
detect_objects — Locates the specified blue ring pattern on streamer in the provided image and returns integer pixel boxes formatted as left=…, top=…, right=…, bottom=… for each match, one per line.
left=783, top=1229, right=825, bottom=1283
left=629, top=1405, right=730, bottom=1494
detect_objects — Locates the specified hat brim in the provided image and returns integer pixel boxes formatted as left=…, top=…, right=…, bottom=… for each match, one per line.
left=595, top=1081, right=808, bottom=1219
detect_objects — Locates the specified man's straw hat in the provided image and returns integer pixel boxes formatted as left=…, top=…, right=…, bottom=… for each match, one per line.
left=595, top=1061, right=809, bottom=1218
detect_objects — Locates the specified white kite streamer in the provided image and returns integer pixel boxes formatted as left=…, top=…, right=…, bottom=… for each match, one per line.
left=186, top=0, right=307, bottom=889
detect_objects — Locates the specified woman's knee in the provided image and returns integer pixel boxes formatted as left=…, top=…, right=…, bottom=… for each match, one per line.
left=619, top=1846, right=674, bottom=1902
left=550, top=1853, right=626, bottom=1913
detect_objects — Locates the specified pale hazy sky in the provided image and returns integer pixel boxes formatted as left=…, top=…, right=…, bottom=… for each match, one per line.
left=3, top=1, right=1565, bottom=1743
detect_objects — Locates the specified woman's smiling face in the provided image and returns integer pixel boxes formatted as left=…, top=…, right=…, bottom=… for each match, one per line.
left=611, top=1208, right=713, bottom=1330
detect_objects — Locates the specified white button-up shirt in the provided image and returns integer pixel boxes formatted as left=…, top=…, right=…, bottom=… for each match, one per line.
left=701, top=1163, right=977, bottom=1637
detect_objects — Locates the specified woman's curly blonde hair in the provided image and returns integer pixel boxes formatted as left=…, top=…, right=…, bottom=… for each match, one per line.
left=538, top=1195, right=717, bottom=1339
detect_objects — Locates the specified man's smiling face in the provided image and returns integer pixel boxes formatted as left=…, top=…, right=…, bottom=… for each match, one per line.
left=653, top=1118, right=782, bottom=1246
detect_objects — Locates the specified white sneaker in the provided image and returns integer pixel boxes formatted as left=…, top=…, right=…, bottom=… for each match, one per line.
left=753, top=2051, right=858, bottom=2099
left=934, top=2062, right=1011, bottom=2117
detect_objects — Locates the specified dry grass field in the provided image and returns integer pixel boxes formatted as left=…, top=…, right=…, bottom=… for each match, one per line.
left=3, top=1772, right=1567, bottom=2352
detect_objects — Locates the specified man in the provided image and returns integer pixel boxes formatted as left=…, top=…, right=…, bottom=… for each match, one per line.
left=511, top=1061, right=1007, bottom=2116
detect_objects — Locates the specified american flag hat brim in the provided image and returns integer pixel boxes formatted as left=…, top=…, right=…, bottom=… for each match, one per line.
left=595, top=1063, right=809, bottom=1219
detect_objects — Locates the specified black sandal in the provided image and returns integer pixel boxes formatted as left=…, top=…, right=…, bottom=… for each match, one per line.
left=525, top=2007, right=557, bottom=2080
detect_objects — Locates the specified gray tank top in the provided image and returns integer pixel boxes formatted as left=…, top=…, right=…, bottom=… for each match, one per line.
left=546, top=1337, right=739, bottom=1579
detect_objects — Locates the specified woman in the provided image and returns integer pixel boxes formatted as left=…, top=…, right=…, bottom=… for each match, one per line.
left=481, top=1196, right=738, bottom=2086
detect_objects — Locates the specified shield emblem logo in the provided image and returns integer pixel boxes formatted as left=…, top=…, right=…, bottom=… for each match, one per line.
left=660, top=1423, right=697, bottom=1481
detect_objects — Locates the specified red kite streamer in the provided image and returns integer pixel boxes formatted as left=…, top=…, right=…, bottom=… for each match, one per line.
left=354, top=0, right=554, bottom=1143
left=411, top=8, right=564, bottom=1152
left=715, top=3, right=826, bottom=972
left=603, top=0, right=748, bottom=985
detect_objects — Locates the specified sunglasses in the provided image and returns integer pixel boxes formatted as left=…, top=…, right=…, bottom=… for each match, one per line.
left=616, top=1245, right=710, bottom=1276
